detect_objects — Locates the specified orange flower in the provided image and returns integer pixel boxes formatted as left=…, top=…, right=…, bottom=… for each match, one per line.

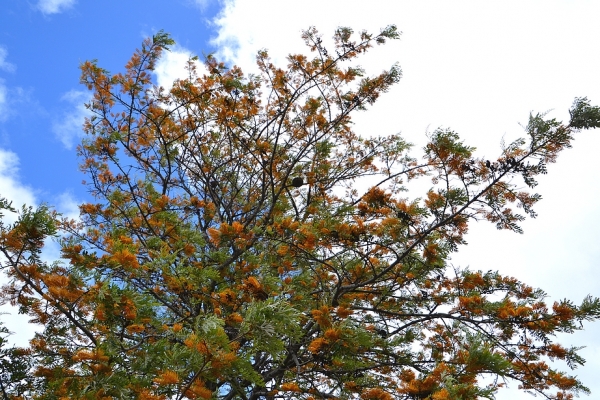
left=44, top=274, right=70, bottom=288
left=276, top=245, right=289, bottom=256
left=183, top=334, right=197, bottom=348
left=231, top=220, right=244, bottom=234
left=219, top=288, right=237, bottom=305
left=72, top=349, right=109, bottom=363
left=431, top=388, right=450, bottom=400
left=155, top=195, right=170, bottom=209
left=210, top=351, right=237, bottom=369
left=121, top=298, right=137, bottom=320
left=182, top=243, right=196, bottom=256
left=307, top=337, right=327, bottom=354
left=227, top=313, right=243, bottom=324
left=207, top=227, right=221, bottom=246
left=361, top=388, right=393, bottom=400
left=324, top=328, right=341, bottom=342
left=72, top=350, right=95, bottom=362
left=246, top=276, right=261, bottom=290
left=336, top=306, right=353, bottom=319
left=552, top=302, right=575, bottom=321
left=187, top=382, right=213, bottom=399
left=281, top=382, right=301, bottom=392
left=195, top=341, right=210, bottom=355
left=138, top=389, right=166, bottom=400
left=196, top=387, right=213, bottom=399
left=112, top=249, right=139, bottom=269
left=118, top=235, right=133, bottom=245
left=126, top=324, right=145, bottom=333
left=311, top=306, right=331, bottom=327
left=153, top=370, right=179, bottom=385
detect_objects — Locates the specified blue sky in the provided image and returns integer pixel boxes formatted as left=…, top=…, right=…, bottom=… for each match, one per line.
left=0, top=0, right=221, bottom=204
left=1, top=1, right=599, bottom=398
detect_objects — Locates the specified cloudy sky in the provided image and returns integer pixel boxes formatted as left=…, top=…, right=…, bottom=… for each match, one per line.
left=1, top=1, right=599, bottom=398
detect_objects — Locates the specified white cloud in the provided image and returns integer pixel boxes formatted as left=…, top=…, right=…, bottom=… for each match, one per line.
left=55, top=191, right=80, bottom=222
left=209, top=1, right=600, bottom=398
left=0, top=149, right=36, bottom=223
left=211, top=1, right=600, bottom=151
left=0, top=305, right=40, bottom=349
left=0, top=149, right=39, bottom=347
left=211, top=0, right=399, bottom=75
left=154, top=45, right=209, bottom=91
left=0, top=47, right=16, bottom=73
left=0, top=153, right=84, bottom=348
left=0, top=82, right=33, bottom=123
left=36, top=0, right=76, bottom=15
left=51, top=90, right=91, bottom=149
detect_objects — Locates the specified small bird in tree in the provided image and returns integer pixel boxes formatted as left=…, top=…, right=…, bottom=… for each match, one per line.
left=291, top=176, right=304, bottom=188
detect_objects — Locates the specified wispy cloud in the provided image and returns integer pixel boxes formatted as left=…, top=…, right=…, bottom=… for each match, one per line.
left=0, top=84, right=45, bottom=126
left=51, top=90, right=91, bottom=149
left=188, top=0, right=212, bottom=10
left=0, top=47, right=16, bottom=73
left=0, top=80, right=27, bottom=124
left=0, top=80, right=7, bottom=122
left=36, top=0, right=76, bottom=15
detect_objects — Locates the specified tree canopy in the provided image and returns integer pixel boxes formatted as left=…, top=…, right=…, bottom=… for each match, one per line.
left=1, top=26, right=600, bottom=400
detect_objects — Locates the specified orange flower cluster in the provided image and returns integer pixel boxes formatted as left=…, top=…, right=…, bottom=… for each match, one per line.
left=153, top=370, right=179, bottom=385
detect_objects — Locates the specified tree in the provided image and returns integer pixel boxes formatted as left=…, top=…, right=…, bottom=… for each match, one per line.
left=0, top=319, right=34, bottom=399
left=1, top=26, right=600, bottom=400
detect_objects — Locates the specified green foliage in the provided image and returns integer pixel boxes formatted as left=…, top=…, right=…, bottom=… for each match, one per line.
left=0, top=321, right=34, bottom=398
left=569, top=96, right=600, bottom=129
left=241, top=299, right=303, bottom=354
